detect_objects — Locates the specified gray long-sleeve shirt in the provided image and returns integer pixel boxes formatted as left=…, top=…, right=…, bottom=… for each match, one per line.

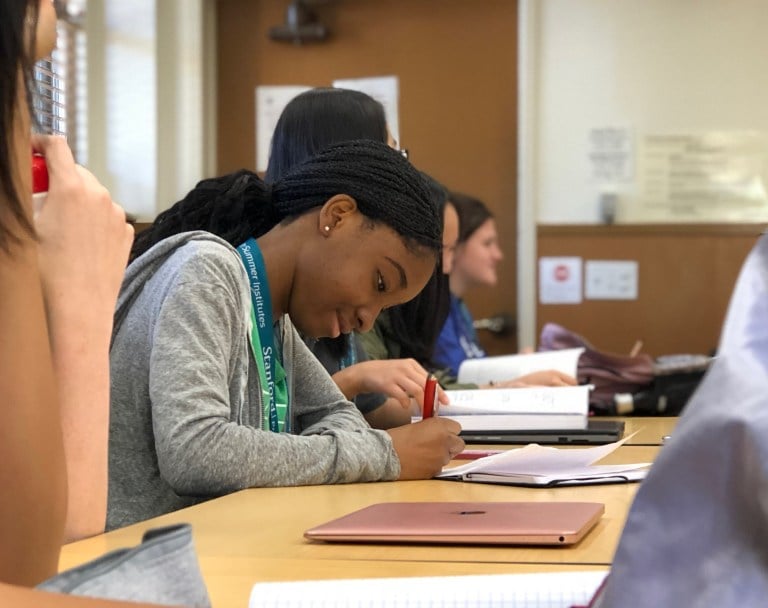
left=108, top=232, right=400, bottom=530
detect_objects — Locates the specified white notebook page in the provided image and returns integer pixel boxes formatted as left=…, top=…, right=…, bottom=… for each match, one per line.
left=456, top=348, right=584, bottom=385
left=249, top=570, right=607, bottom=608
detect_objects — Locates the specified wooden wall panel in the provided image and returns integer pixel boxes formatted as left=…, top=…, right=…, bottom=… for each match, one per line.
left=536, top=225, right=765, bottom=357
left=216, top=0, right=518, bottom=354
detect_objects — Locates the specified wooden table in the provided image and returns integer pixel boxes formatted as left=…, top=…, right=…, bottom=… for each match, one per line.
left=60, top=445, right=654, bottom=607
left=609, top=416, right=678, bottom=446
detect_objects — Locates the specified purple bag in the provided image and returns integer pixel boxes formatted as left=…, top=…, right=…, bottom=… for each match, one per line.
left=539, top=323, right=655, bottom=413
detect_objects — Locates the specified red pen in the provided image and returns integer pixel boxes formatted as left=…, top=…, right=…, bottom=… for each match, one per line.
left=422, top=374, right=439, bottom=418
left=32, top=152, right=48, bottom=214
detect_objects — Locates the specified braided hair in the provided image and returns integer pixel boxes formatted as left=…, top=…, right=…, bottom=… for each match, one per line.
left=263, top=87, right=390, bottom=360
left=131, top=139, right=441, bottom=263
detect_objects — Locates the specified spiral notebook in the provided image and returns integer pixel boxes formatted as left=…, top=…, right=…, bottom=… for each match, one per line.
left=249, top=570, right=609, bottom=608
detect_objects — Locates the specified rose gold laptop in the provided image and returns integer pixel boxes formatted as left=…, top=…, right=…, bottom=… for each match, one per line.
left=304, top=501, right=604, bottom=546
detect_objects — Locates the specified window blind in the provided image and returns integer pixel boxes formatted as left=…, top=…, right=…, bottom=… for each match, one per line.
left=34, top=0, right=87, bottom=164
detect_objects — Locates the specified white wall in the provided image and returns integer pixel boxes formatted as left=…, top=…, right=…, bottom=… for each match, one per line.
left=533, top=0, right=768, bottom=224
left=517, top=0, right=768, bottom=346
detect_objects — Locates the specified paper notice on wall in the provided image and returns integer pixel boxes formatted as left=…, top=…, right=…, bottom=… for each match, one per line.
left=255, top=85, right=311, bottom=173
left=539, top=257, right=582, bottom=304
left=635, top=131, right=768, bottom=221
left=585, top=260, right=638, bottom=300
left=332, top=75, right=400, bottom=145
left=588, top=126, right=634, bottom=182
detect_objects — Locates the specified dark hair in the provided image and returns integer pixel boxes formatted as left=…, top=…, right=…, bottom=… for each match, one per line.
left=380, top=171, right=452, bottom=366
left=450, top=191, right=494, bottom=244
left=0, top=0, right=39, bottom=250
left=264, top=88, right=388, bottom=184
left=261, top=88, right=448, bottom=366
left=131, top=140, right=441, bottom=266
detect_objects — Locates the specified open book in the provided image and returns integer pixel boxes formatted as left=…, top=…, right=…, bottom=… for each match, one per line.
left=436, top=437, right=649, bottom=487
left=457, top=347, right=584, bottom=385
left=249, top=570, right=608, bottom=608
left=441, top=384, right=592, bottom=416
left=436, top=413, right=590, bottom=433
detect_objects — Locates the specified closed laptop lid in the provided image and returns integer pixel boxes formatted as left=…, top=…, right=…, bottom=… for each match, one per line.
left=304, top=501, right=604, bottom=546
left=460, top=420, right=625, bottom=445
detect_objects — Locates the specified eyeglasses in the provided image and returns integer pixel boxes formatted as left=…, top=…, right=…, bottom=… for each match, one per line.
left=391, top=136, right=409, bottom=160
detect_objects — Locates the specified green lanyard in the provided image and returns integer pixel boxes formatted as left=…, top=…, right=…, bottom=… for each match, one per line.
left=339, top=334, right=357, bottom=370
left=236, top=238, right=289, bottom=432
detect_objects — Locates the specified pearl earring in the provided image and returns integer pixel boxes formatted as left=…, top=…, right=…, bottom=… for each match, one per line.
left=324, top=226, right=330, bottom=233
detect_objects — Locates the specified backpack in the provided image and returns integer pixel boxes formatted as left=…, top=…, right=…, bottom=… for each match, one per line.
left=538, top=323, right=708, bottom=415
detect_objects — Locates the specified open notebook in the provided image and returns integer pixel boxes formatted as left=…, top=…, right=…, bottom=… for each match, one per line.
left=436, top=436, right=649, bottom=487
left=249, top=570, right=608, bottom=608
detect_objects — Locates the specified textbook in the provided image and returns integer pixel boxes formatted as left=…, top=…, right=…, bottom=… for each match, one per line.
left=249, top=570, right=609, bottom=608
left=439, top=413, right=589, bottom=432
left=457, top=347, right=584, bottom=385
left=441, top=384, right=592, bottom=416
left=435, top=437, right=650, bottom=487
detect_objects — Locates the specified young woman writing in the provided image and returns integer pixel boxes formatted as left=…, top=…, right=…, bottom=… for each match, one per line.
left=110, top=140, right=464, bottom=530
left=263, top=87, right=452, bottom=428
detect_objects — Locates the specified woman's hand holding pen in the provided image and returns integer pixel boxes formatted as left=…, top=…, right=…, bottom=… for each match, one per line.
left=333, top=358, right=449, bottom=409
left=386, top=418, right=464, bottom=480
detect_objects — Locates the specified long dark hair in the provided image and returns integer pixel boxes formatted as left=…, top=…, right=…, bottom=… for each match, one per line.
left=380, top=172, right=451, bottom=366
left=262, top=87, right=450, bottom=366
left=131, top=140, right=441, bottom=265
left=265, top=88, right=388, bottom=184
left=0, top=0, right=39, bottom=250
left=265, top=88, right=388, bottom=360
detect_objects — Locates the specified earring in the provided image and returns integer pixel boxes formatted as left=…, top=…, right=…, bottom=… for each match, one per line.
left=324, top=226, right=330, bottom=233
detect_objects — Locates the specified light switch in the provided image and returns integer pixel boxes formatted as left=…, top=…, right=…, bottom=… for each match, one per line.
left=585, top=260, right=638, bottom=300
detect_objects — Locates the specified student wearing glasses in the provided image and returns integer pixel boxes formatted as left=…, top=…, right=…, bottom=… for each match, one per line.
left=433, top=192, right=503, bottom=377
left=432, top=192, right=575, bottom=387
left=360, top=189, right=575, bottom=390
left=263, top=87, right=453, bottom=429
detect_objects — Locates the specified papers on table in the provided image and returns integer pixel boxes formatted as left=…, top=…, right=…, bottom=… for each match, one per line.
left=436, top=436, right=649, bottom=487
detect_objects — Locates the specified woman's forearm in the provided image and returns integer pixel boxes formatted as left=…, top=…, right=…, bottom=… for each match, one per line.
left=47, top=305, right=112, bottom=541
